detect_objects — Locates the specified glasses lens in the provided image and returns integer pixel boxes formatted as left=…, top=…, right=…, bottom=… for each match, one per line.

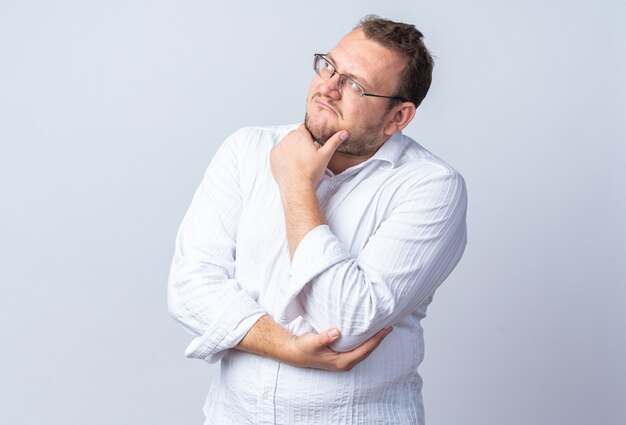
left=341, top=77, right=365, bottom=98
left=313, top=54, right=364, bottom=100
left=314, top=55, right=334, bottom=79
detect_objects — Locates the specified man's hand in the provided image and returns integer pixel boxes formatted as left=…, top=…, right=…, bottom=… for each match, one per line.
left=270, top=125, right=349, bottom=190
left=269, top=125, right=349, bottom=258
left=284, top=326, right=393, bottom=372
left=236, top=315, right=392, bottom=372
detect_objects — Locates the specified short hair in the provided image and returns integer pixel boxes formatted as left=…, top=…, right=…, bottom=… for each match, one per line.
left=355, top=15, right=434, bottom=108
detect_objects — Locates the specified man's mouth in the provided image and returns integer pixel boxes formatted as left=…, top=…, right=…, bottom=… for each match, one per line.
left=313, top=96, right=340, bottom=117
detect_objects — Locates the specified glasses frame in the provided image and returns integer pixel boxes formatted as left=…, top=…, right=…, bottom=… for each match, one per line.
left=313, top=53, right=408, bottom=103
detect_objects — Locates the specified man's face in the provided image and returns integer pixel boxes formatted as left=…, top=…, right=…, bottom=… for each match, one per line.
left=304, top=29, right=406, bottom=156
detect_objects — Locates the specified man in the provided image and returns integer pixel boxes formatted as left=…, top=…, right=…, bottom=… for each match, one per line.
left=169, top=15, right=467, bottom=424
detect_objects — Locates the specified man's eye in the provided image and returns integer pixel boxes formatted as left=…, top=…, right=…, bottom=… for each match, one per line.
left=347, top=79, right=361, bottom=92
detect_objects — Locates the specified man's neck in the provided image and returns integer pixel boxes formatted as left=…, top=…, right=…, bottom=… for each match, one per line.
left=327, top=151, right=374, bottom=175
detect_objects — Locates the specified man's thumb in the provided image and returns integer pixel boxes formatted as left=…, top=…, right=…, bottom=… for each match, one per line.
left=319, top=130, right=349, bottom=156
left=318, top=328, right=341, bottom=346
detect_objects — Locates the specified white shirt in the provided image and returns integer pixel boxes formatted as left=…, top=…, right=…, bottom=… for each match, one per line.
left=168, top=124, right=467, bottom=424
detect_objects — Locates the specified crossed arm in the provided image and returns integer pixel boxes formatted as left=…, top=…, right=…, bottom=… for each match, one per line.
left=168, top=127, right=392, bottom=371
left=168, top=125, right=466, bottom=369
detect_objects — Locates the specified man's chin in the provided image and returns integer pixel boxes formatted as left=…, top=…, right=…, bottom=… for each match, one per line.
left=304, top=114, right=336, bottom=145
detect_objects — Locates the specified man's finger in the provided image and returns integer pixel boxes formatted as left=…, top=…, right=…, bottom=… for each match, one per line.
left=331, top=327, right=393, bottom=371
left=318, top=130, right=349, bottom=157
left=357, top=327, right=392, bottom=358
left=339, top=327, right=393, bottom=364
left=317, top=328, right=341, bottom=347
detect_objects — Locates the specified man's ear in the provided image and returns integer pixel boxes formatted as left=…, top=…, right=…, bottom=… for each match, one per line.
left=384, top=102, right=416, bottom=135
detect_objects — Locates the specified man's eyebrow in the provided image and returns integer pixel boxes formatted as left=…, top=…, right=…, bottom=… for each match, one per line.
left=326, top=52, right=373, bottom=89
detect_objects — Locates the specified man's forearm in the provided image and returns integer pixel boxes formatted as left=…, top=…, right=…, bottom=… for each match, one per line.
left=236, top=315, right=295, bottom=362
left=279, top=182, right=326, bottom=258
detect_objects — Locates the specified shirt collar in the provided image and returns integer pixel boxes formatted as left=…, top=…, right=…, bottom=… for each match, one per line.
left=335, top=131, right=405, bottom=177
left=367, top=131, right=405, bottom=170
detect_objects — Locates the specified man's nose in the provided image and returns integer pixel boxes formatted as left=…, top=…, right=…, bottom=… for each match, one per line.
left=319, top=73, right=342, bottom=100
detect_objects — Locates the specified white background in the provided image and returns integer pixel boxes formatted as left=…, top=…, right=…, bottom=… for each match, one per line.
left=1, top=1, right=624, bottom=424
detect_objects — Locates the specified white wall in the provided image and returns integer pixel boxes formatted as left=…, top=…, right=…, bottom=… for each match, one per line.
left=1, top=1, right=624, bottom=424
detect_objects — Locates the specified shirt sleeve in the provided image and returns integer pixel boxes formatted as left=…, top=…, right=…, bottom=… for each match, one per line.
left=276, top=168, right=468, bottom=352
left=168, top=130, right=266, bottom=363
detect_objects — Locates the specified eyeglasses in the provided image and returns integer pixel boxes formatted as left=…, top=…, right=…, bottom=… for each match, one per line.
left=313, top=53, right=407, bottom=103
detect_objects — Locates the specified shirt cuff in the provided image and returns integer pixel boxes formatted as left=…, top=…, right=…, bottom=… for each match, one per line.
left=276, top=224, right=350, bottom=324
left=184, top=290, right=266, bottom=363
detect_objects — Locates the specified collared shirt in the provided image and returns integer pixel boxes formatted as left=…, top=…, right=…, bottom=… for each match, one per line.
left=168, top=124, right=467, bottom=424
